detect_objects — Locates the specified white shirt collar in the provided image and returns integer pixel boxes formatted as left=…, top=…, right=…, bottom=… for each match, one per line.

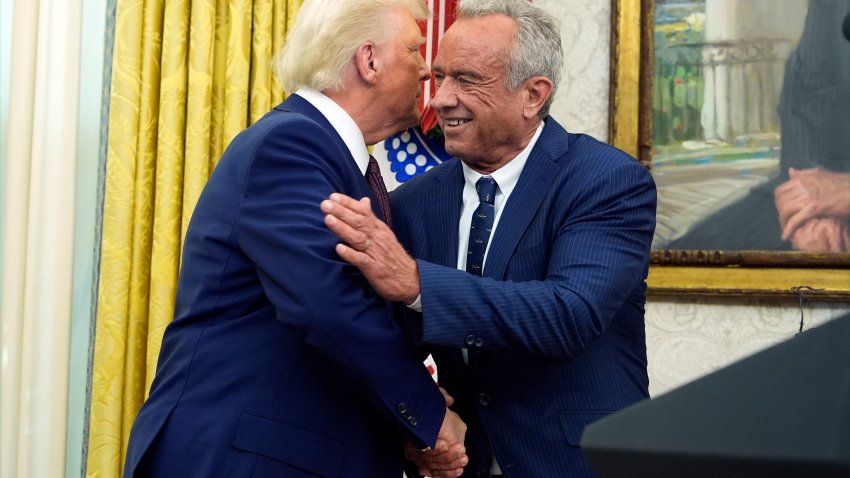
left=294, top=87, right=370, bottom=175
left=460, top=121, right=544, bottom=195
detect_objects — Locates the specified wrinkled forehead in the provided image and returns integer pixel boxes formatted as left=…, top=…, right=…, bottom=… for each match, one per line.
left=434, top=16, right=515, bottom=67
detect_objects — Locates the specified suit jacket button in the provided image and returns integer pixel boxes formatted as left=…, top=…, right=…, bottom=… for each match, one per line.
left=397, top=403, right=408, bottom=413
left=478, top=393, right=491, bottom=406
left=465, top=335, right=476, bottom=345
left=409, top=417, right=418, bottom=427
left=474, top=337, right=484, bottom=347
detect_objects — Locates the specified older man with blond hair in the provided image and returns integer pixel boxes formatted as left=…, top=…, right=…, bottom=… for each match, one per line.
left=122, top=1, right=468, bottom=477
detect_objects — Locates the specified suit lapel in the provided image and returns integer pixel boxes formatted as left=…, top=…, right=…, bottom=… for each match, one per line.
left=421, top=161, right=467, bottom=374
left=484, top=120, right=566, bottom=279
left=426, top=160, right=464, bottom=267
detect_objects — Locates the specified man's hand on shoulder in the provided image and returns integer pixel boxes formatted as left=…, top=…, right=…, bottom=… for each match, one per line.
left=321, top=193, right=421, bottom=304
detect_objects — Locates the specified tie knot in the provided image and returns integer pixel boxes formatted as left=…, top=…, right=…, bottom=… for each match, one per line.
left=366, top=155, right=381, bottom=177
left=476, top=176, right=497, bottom=205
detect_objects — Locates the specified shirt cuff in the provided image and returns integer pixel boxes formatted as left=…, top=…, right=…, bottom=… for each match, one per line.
left=406, top=294, right=423, bottom=312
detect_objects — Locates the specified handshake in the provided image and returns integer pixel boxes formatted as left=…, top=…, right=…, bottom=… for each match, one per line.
left=406, top=389, right=469, bottom=478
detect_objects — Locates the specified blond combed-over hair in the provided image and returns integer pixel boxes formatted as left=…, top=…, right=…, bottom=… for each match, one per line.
left=275, top=0, right=429, bottom=93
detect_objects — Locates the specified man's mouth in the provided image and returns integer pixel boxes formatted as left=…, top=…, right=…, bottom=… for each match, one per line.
left=444, top=119, right=471, bottom=127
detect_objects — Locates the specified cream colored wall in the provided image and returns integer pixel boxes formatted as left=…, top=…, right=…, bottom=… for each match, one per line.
left=645, top=299, right=847, bottom=395
left=378, top=0, right=850, bottom=398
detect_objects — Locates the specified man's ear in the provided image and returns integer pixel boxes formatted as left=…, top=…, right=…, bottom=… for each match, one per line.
left=522, top=76, right=555, bottom=119
left=354, top=42, right=379, bottom=85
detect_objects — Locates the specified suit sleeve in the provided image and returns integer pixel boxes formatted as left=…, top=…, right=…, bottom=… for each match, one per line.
left=416, top=158, right=656, bottom=359
left=234, top=118, right=444, bottom=449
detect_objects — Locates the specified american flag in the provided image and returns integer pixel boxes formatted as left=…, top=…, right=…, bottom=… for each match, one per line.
left=417, top=0, right=456, bottom=124
left=382, top=0, right=457, bottom=183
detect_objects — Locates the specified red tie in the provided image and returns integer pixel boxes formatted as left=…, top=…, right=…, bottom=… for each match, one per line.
left=365, top=156, right=393, bottom=228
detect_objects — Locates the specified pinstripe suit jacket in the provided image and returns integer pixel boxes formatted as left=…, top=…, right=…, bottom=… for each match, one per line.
left=391, top=117, right=657, bottom=478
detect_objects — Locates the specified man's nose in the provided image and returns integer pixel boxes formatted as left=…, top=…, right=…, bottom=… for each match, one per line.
left=431, top=79, right=457, bottom=109
left=418, top=56, right=430, bottom=82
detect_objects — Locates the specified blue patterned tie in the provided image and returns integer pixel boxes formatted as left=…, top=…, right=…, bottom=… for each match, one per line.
left=466, top=176, right=498, bottom=276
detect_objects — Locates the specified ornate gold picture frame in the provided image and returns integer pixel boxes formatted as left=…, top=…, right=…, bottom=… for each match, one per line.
left=609, top=0, right=849, bottom=300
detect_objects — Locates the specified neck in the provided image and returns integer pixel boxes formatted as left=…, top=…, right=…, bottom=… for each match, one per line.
left=465, top=120, right=542, bottom=174
left=324, top=87, right=392, bottom=146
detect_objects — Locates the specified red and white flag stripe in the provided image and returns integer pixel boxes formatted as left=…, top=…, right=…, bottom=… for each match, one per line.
left=418, top=0, right=456, bottom=111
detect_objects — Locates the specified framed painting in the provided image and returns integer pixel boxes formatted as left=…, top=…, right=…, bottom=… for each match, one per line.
left=610, top=0, right=850, bottom=300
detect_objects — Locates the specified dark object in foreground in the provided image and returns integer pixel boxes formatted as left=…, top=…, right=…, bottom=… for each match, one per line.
left=581, top=314, right=850, bottom=478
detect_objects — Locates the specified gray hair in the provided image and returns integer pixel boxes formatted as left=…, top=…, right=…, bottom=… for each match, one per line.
left=457, top=0, right=563, bottom=117
left=274, top=0, right=429, bottom=93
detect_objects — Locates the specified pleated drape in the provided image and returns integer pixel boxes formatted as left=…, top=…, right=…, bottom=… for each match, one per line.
left=86, top=1, right=301, bottom=476
left=0, top=0, right=84, bottom=477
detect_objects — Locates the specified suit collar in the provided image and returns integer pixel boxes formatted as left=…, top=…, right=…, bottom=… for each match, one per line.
left=273, top=95, right=390, bottom=222
left=291, top=88, right=369, bottom=174
left=274, top=95, right=362, bottom=175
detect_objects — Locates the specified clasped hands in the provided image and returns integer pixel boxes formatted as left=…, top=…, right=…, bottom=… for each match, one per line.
left=774, top=167, right=850, bottom=252
left=411, top=391, right=469, bottom=478
left=321, top=193, right=469, bottom=476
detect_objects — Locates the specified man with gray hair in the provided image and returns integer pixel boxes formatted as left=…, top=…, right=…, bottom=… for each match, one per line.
left=322, top=0, right=657, bottom=476
left=122, top=1, right=469, bottom=477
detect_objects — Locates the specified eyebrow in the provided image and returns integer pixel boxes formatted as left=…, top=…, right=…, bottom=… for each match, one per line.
left=435, top=66, right=483, bottom=81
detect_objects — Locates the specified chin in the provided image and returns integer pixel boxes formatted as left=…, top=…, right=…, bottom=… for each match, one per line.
left=443, top=141, right=463, bottom=157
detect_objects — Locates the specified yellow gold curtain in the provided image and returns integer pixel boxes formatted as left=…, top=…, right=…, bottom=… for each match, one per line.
left=86, top=0, right=301, bottom=476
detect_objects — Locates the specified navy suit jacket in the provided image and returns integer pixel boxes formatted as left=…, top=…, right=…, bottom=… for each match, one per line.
left=123, top=94, right=445, bottom=478
left=391, top=118, right=657, bottom=478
